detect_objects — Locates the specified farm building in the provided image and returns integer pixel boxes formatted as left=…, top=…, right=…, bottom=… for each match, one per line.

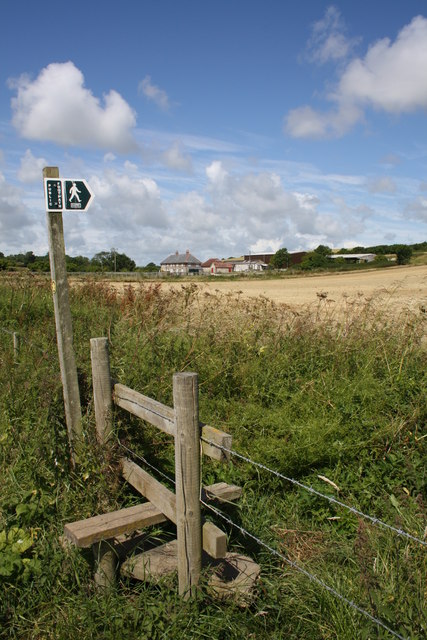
left=160, top=250, right=202, bottom=274
left=201, top=259, right=234, bottom=275
left=329, top=253, right=376, bottom=263
left=234, top=260, right=267, bottom=272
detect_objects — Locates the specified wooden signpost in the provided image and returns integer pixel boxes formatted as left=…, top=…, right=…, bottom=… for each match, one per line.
left=43, top=166, right=94, bottom=464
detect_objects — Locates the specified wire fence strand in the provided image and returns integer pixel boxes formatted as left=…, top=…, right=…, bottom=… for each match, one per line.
left=201, top=437, right=426, bottom=547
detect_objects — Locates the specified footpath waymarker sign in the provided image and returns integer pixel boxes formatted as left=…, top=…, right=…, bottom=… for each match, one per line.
left=64, top=179, right=93, bottom=211
left=44, top=179, right=64, bottom=211
left=44, top=178, right=94, bottom=212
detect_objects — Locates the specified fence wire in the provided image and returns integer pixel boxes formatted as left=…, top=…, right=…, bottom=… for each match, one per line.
left=201, top=437, right=426, bottom=547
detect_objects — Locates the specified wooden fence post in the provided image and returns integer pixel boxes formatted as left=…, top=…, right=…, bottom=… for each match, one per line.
left=90, top=337, right=113, bottom=445
left=173, top=372, right=202, bottom=598
left=44, top=166, right=82, bottom=464
left=13, top=332, right=20, bottom=364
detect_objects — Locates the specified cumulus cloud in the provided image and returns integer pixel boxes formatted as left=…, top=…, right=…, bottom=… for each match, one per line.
left=139, top=75, right=171, bottom=111
left=169, top=162, right=367, bottom=257
left=90, top=168, right=168, bottom=230
left=162, top=141, right=192, bottom=171
left=0, top=171, right=37, bottom=250
left=206, top=160, right=228, bottom=185
left=18, top=149, right=48, bottom=183
left=10, top=62, right=137, bottom=152
left=286, top=15, right=427, bottom=139
left=305, top=6, right=359, bottom=64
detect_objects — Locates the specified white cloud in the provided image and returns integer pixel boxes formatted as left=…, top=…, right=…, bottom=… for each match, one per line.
left=286, top=15, right=427, bottom=139
left=139, top=75, right=171, bottom=111
left=305, top=6, right=359, bottom=64
left=18, top=149, right=47, bottom=183
left=206, top=160, right=228, bottom=185
left=10, top=62, right=137, bottom=152
left=337, top=16, right=427, bottom=113
left=0, top=171, right=37, bottom=250
left=90, top=168, right=168, bottom=230
left=162, top=141, right=192, bottom=171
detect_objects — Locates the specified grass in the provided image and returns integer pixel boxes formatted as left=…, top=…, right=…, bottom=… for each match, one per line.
left=0, top=274, right=426, bottom=639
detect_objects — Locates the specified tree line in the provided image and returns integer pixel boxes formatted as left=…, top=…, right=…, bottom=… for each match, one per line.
left=0, top=250, right=160, bottom=273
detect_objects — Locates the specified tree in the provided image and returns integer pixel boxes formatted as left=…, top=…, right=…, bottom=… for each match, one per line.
left=395, top=245, right=412, bottom=265
left=270, top=248, right=289, bottom=269
left=314, top=245, right=332, bottom=256
left=300, top=251, right=329, bottom=270
left=91, top=250, right=135, bottom=272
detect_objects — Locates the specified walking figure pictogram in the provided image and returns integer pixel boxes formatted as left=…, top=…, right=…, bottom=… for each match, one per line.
left=69, top=182, right=81, bottom=203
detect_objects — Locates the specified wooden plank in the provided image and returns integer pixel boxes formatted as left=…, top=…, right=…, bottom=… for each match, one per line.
left=113, top=383, right=175, bottom=436
left=173, top=372, right=202, bottom=597
left=201, top=425, right=232, bottom=462
left=203, top=521, right=227, bottom=559
left=121, top=458, right=177, bottom=523
left=64, top=502, right=167, bottom=548
left=203, top=482, right=243, bottom=503
left=90, top=337, right=113, bottom=444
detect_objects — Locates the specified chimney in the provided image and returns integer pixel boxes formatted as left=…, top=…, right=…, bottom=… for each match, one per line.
left=186, top=249, right=190, bottom=256
left=175, top=250, right=179, bottom=255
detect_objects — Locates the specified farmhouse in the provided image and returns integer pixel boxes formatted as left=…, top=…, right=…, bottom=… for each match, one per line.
left=160, top=250, right=202, bottom=275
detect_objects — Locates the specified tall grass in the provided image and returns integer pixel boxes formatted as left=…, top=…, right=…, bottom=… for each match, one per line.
left=0, top=275, right=426, bottom=639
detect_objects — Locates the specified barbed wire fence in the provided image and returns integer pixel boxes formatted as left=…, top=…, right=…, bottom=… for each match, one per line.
left=2, top=324, right=425, bottom=638
left=117, top=435, right=426, bottom=640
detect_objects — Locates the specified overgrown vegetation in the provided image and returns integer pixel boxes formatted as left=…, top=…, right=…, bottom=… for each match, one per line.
left=0, top=275, right=426, bottom=639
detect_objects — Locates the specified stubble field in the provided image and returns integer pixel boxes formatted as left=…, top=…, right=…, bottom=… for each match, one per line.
left=106, top=264, right=427, bottom=316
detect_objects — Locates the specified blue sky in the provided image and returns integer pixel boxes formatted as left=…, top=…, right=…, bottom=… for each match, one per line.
left=1, top=0, right=426, bottom=264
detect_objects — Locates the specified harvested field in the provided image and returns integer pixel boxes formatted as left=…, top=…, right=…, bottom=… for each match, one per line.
left=103, top=265, right=427, bottom=316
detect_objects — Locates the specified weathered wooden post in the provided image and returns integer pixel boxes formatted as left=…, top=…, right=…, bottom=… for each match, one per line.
left=90, top=337, right=113, bottom=445
left=43, top=166, right=82, bottom=464
left=173, top=372, right=202, bottom=598
left=13, top=332, right=20, bottom=364
left=90, top=337, right=115, bottom=586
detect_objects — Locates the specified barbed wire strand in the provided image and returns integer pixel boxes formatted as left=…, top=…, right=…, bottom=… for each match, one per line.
left=201, top=499, right=408, bottom=640
left=201, top=437, right=426, bottom=547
